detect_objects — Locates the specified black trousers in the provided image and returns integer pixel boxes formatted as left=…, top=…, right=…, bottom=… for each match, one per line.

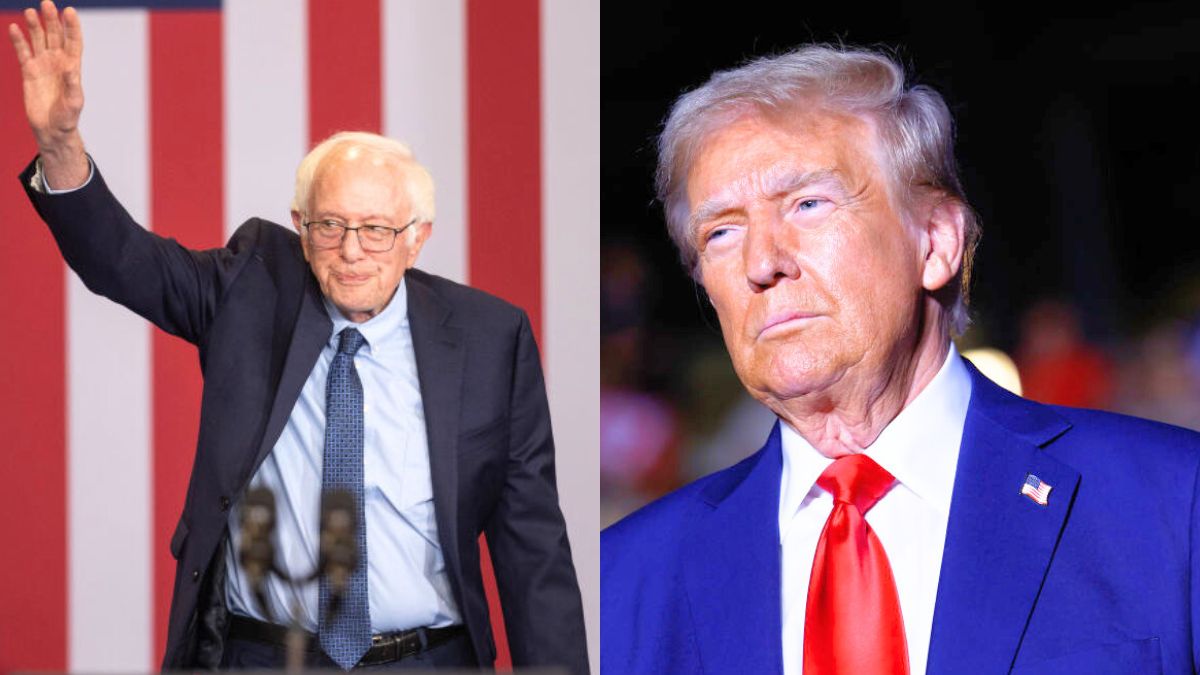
left=219, top=633, right=478, bottom=671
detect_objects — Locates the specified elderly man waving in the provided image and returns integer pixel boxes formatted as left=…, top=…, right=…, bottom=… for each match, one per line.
left=602, top=45, right=1200, bottom=674
left=10, top=2, right=588, bottom=672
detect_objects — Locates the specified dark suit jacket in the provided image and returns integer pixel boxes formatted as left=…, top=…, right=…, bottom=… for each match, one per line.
left=20, top=160, right=588, bottom=674
left=602, top=361, right=1200, bottom=674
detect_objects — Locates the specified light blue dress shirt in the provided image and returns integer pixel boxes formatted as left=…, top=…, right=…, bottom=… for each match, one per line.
left=224, top=278, right=461, bottom=631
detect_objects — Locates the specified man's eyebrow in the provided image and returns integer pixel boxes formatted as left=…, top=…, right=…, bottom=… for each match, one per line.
left=310, top=211, right=395, bottom=223
left=688, top=199, right=737, bottom=230
left=688, top=167, right=844, bottom=229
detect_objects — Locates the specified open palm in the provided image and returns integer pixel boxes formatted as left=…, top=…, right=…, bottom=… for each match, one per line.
left=8, top=1, right=83, bottom=148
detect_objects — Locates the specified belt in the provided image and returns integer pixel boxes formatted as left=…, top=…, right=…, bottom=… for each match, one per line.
left=228, top=614, right=466, bottom=667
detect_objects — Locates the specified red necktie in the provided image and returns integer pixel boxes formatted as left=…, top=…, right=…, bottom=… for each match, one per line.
left=803, top=454, right=909, bottom=675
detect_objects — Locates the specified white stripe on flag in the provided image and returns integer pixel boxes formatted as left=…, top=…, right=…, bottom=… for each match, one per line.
left=69, top=9, right=153, bottom=673
left=382, top=0, right=467, bottom=283
left=542, top=0, right=599, bottom=671
left=224, top=0, right=309, bottom=239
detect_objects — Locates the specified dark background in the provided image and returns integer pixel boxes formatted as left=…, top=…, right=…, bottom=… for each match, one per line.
left=601, top=1, right=1200, bottom=519
left=603, top=0, right=1200, bottom=353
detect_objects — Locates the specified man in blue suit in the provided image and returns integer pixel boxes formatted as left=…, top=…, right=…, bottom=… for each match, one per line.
left=601, top=44, right=1200, bottom=674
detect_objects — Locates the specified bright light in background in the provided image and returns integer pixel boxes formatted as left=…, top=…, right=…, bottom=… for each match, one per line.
left=962, top=347, right=1023, bottom=396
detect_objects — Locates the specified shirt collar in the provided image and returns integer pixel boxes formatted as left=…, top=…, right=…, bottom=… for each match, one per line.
left=321, top=277, right=409, bottom=353
left=778, top=344, right=972, bottom=542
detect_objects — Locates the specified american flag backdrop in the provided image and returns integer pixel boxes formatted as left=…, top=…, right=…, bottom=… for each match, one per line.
left=0, top=0, right=599, bottom=671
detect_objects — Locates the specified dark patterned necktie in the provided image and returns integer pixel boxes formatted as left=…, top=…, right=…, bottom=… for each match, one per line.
left=319, top=327, right=371, bottom=669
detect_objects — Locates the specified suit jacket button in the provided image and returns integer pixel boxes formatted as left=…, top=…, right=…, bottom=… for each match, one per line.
left=192, top=570, right=200, bottom=582
left=220, top=496, right=231, bottom=512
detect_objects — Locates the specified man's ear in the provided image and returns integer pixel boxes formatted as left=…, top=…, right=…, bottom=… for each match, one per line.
left=920, top=198, right=966, bottom=293
left=405, top=221, right=433, bottom=269
left=291, top=210, right=310, bottom=262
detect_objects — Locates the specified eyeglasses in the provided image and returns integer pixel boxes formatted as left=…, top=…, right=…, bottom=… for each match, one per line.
left=302, top=218, right=417, bottom=252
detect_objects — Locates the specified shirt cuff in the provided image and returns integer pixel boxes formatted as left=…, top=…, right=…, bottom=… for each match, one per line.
left=29, top=155, right=95, bottom=194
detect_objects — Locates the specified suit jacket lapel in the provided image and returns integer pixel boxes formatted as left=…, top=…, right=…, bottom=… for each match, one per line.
left=247, top=272, right=331, bottom=484
left=682, top=423, right=785, bottom=675
left=405, top=271, right=467, bottom=601
left=927, top=362, right=1079, bottom=674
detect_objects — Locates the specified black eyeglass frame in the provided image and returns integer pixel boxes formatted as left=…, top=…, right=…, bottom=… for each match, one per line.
left=301, top=217, right=418, bottom=252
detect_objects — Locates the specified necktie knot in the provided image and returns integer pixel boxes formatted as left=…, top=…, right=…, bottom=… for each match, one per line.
left=816, top=454, right=896, bottom=514
left=337, top=327, right=366, bottom=356
left=806, top=451, right=909, bottom=674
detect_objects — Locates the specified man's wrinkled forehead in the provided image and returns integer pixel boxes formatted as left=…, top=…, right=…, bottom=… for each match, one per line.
left=684, top=109, right=885, bottom=216
left=688, top=165, right=848, bottom=228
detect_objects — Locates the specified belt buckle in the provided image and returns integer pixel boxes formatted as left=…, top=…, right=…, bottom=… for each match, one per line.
left=397, top=629, right=422, bottom=658
left=360, top=628, right=422, bottom=666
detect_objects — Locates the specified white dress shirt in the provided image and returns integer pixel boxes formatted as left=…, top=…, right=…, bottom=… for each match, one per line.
left=780, top=346, right=971, bottom=675
left=225, top=280, right=461, bottom=632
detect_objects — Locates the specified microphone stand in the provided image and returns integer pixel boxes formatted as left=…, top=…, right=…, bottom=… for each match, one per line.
left=238, top=487, right=278, bottom=626
left=285, top=597, right=307, bottom=674
left=238, top=487, right=360, bottom=673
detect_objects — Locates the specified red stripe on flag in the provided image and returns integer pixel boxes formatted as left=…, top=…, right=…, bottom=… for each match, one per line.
left=0, top=14, right=68, bottom=672
left=467, top=0, right=543, bottom=670
left=148, top=11, right=224, bottom=665
left=308, top=0, right=382, bottom=142
left=466, top=0, right=543, bottom=342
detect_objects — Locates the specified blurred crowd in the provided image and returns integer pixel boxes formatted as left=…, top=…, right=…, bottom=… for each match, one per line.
left=601, top=241, right=1200, bottom=527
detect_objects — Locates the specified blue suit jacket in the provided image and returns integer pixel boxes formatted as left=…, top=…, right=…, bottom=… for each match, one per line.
left=602, top=362, right=1200, bottom=674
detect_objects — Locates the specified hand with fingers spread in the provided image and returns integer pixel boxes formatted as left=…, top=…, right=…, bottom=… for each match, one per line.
left=8, top=0, right=88, bottom=189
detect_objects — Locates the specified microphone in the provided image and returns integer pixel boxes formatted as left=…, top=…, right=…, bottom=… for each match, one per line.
left=238, top=487, right=277, bottom=622
left=319, top=489, right=359, bottom=616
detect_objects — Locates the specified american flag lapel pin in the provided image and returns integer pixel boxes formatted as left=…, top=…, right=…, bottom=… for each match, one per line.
left=1021, top=473, right=1053, bottom=506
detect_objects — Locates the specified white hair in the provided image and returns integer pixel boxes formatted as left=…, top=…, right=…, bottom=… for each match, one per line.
left=656, top=44, right=980, bottom=335
left=292, top=131, right=436, bottom=231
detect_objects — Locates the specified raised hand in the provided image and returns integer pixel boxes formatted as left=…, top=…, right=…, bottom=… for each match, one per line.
left=8, top=0, right=88, bottom=188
